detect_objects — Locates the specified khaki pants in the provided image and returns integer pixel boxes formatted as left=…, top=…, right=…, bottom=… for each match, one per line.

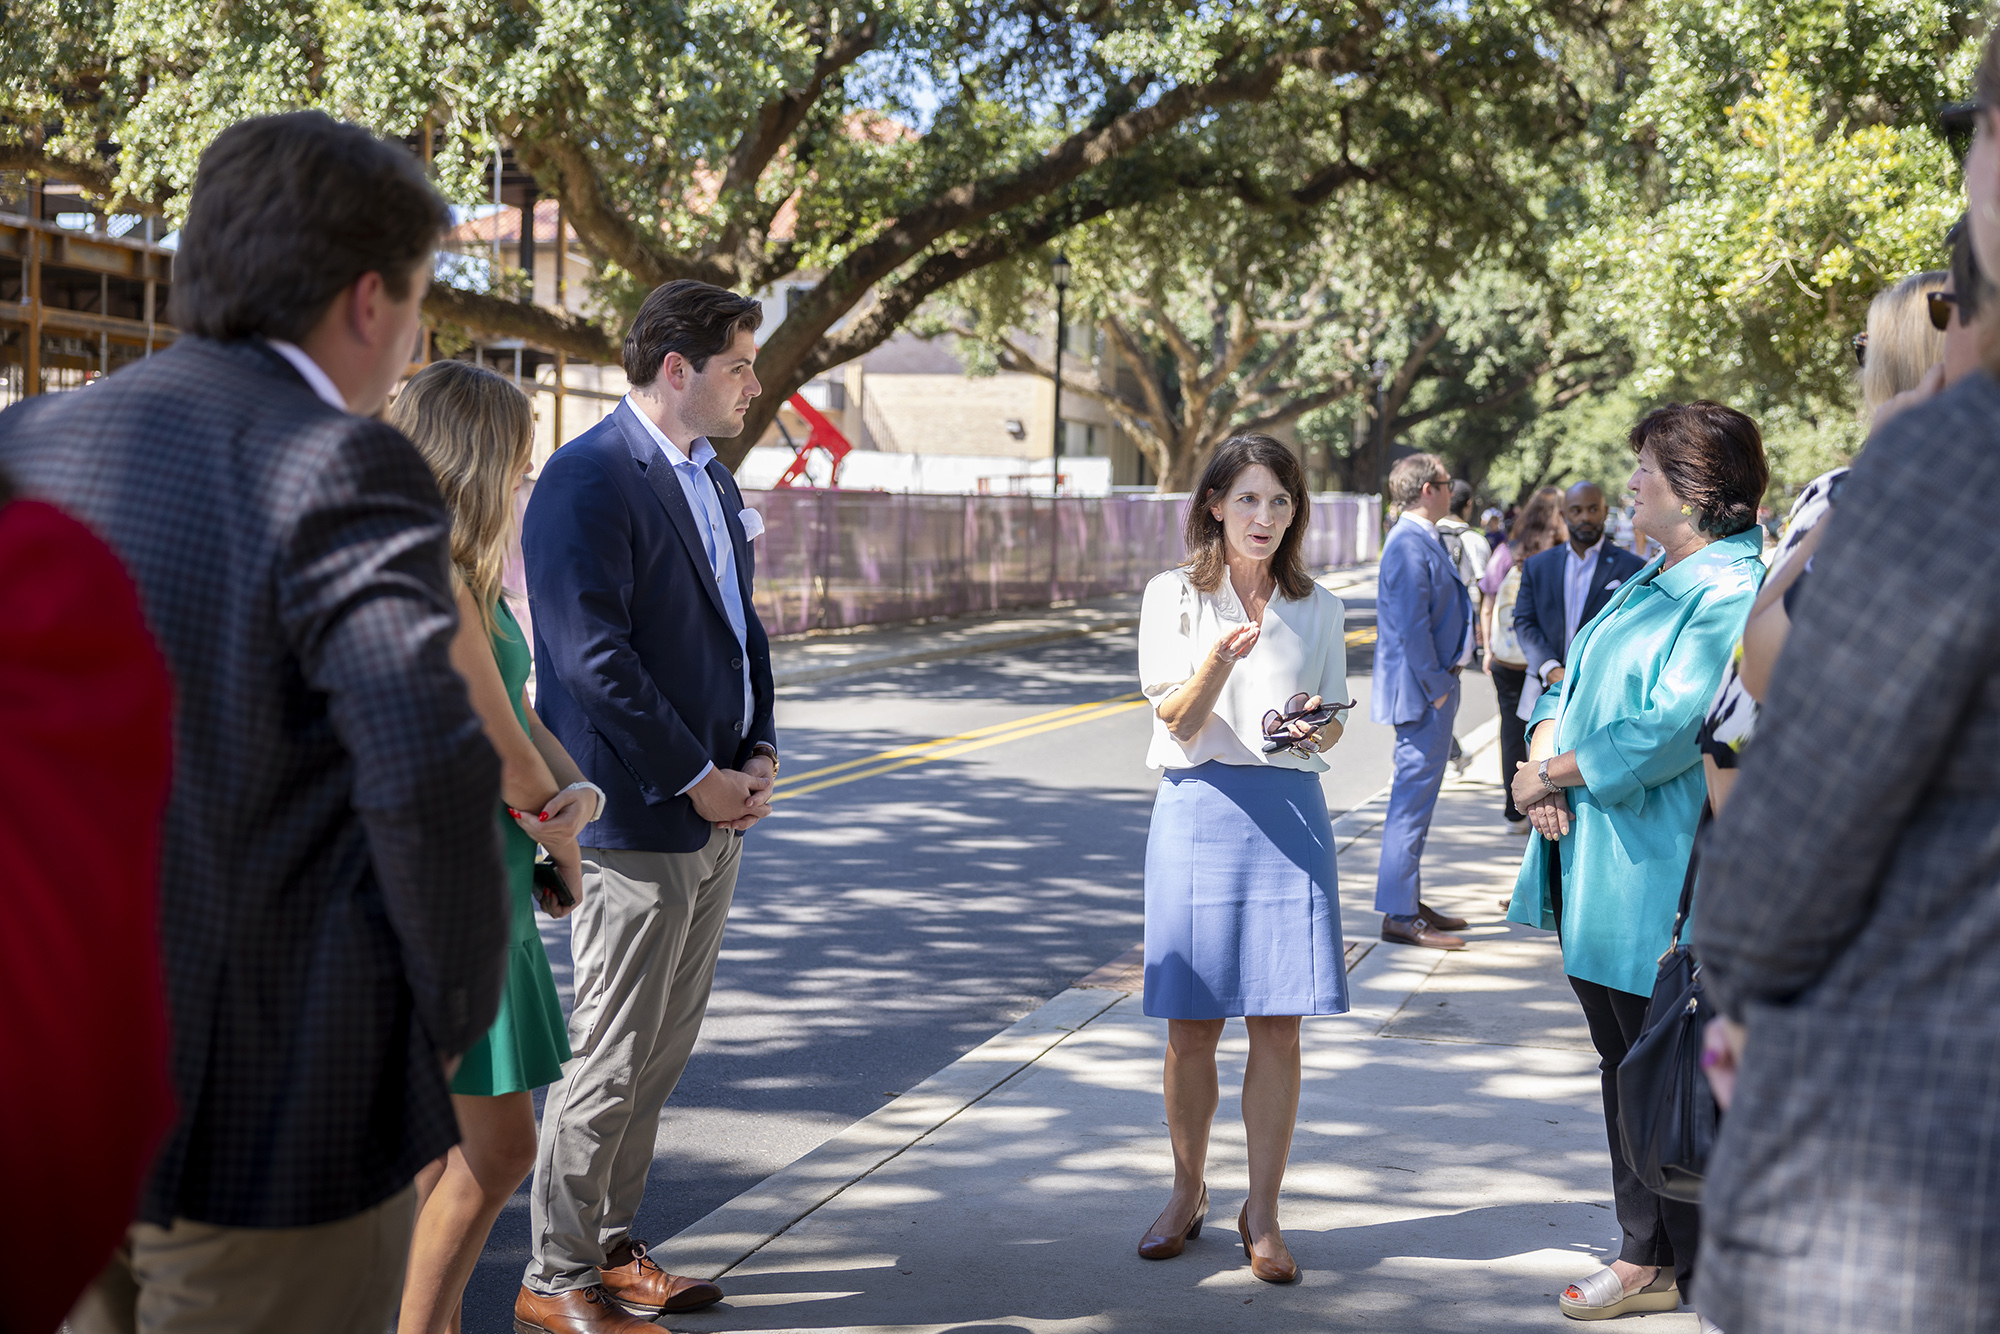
left=525, top=830, right=740, bottom=1293
left=66, top=1185, right=416, bottom=1334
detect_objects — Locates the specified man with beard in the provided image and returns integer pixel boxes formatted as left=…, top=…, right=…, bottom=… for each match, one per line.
left=1512, top=481, right=1648, bottom=697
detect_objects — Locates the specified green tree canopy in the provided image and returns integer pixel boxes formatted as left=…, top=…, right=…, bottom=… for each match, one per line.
left=6, top=0, right=1612, bottom=467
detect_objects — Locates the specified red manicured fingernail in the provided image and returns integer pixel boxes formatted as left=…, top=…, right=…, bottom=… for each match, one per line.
left=539, top=812, right=549, bottom=821
left=507, top=808, right=521, bottom=817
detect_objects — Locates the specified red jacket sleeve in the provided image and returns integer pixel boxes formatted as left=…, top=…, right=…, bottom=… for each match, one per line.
left=0, top=499, right=176, bottom=1332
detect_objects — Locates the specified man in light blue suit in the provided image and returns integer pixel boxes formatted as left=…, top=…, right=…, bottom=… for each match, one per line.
left=1371, top=453, right=1473, bottom=949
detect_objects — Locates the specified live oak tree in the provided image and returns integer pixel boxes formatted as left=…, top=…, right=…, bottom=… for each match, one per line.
left=1547, top=0, right=1976, bottom=492
left=5, top=0, right=1614, bottom=469
left=952, top=17, right=1612, bottom=493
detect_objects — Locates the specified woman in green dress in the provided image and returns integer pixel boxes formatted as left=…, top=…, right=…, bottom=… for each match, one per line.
left=389, top=361, right=602, bottom=1334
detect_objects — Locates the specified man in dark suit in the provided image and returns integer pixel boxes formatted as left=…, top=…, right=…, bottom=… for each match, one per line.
left=0, top=114, right=509, bottom=1333
left=1512, top=481, right=1647, bottom=693
left=519, top=281, right=778, bottom=1332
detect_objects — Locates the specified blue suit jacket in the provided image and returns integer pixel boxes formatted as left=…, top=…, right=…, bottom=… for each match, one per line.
left=1511, top=540, right=1649, bottom=681
left=1371, top=517, right=1471, bottom=726
left=523, top=400, right=777, bottom=854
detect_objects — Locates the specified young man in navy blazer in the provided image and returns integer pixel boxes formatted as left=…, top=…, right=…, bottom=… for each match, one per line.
left=519, top=281, right=778, bottom=1331
left=1371, top=453, right=1476, bottom=950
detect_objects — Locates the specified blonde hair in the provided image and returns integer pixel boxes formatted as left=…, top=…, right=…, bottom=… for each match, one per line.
left=387, top=360, right=534, bottom=639
left=1861, top=270, right=1947, bottom=414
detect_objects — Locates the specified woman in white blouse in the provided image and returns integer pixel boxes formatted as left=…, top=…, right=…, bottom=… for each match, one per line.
left=1134, top=434, right=1351, bottom=1285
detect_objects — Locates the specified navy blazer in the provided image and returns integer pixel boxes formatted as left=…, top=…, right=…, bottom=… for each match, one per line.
left=1370, top=517, right=1471, bottom=726
left=1511, top=539, right=1648, bottom=680
left=524, top=400, right=777, bottom=854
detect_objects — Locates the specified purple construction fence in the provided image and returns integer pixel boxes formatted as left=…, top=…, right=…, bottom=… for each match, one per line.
left=745, top=489, right=1381, bottom=636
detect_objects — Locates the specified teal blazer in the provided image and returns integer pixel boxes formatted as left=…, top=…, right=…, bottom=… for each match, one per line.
left=1507, top=526, right=1764, bottom=996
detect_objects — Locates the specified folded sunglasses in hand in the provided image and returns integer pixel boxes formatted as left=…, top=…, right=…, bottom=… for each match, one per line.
left=1262, top=692, right=1356, bottom=757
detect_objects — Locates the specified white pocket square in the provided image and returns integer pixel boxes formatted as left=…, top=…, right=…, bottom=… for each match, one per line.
left=1605, top=578, right=1623, bottom=590
left=738, top=507, right=766, bottom=541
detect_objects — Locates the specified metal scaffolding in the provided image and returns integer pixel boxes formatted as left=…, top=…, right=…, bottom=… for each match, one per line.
left=0, top=178, right=174, bottom=404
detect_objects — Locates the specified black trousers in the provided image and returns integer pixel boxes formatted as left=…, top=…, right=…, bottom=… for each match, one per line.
left=1490, top=663, right=1528, bottom=821
left=1549, top=850, right=1701, bottom=1294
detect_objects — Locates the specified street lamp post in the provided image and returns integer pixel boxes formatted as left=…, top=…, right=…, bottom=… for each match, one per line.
left=1050, top=253, right=1071, bottom=496
left=1048, top=253, right=1071, bottom=601
left=1371, top=357, right=1390, bottom=494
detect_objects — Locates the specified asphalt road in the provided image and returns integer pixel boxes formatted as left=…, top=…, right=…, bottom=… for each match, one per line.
left=460, top=577, right=1499, bottom=1329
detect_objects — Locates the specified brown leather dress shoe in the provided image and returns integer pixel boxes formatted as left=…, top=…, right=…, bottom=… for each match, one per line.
left=513, top=1284, right=660, bottom=1334
left=1137, top=1182, right=1207, bottom=1259
left=1237, top=1206, right=1300, bottom=1284
left=1381, top=915, right=1466, bottom=950
left=601, top=1238, right=724, bottom=1315
left=1418, top=902, right=1469, bottom=932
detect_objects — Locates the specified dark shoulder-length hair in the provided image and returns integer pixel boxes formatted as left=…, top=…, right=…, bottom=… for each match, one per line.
left=1183, top=434, right=1314, bottom=602
left=1509, top=484, right=1566, bottom=559
left=1629, top=401, right=1768, bottom=538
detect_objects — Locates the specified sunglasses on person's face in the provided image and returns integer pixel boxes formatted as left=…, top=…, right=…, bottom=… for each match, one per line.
left=1261, top=691, right=1356, bottom=758
left=1852, top=332, right=1868, bottom=367
left=1929, top=291, right=1959, bottom=332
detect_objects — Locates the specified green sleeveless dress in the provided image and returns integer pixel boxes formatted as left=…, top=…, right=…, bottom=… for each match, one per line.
left=450, top=598, right=572, bottom=1096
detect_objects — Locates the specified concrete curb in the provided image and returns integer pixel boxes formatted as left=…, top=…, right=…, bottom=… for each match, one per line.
left=650, top=986, right=1127, bottom=1282
left=772, top=564, right=1377, bottom=688
left=654, top=702, right=1499, bottom=1284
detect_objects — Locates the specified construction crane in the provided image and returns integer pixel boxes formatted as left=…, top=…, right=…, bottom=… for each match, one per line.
left=771, top=392, right=853, bottom=487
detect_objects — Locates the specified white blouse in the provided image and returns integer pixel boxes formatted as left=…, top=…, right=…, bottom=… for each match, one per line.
left=1137, top=568, right=1351, bottom=772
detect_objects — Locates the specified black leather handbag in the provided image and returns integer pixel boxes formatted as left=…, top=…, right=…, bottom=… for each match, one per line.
left=1615, top=809, right=1719, bottom=1203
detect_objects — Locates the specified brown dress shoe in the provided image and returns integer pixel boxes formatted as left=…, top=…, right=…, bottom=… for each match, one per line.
left=601, top=1238, right=724, bottom=1315
left=1236, top=1206, right=1300, bottom=1284
left=1417, top=902, right=1469, bottom=932
left=1381, top=915, right=1466, bottom=950
left=513, top=1284, right=661, bottom=1333
left=1137, top=1182, right=1207, bottom=1259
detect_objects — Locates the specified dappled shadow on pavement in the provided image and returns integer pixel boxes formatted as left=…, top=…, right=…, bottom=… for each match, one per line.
left=660, top=762, right=1693, bottom=1334
left=466, top=721, right=1155, bottom=1330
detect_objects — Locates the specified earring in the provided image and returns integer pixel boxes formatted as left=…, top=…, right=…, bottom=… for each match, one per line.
left=1680, top=504, right=1693, bottom=516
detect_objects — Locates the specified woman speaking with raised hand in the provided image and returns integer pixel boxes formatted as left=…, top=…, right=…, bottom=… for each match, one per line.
left=1134, top=433, right=1352, bottom=1286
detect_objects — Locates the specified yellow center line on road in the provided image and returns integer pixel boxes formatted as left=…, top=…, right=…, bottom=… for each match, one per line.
left=1345, top=625, right=1377, bottom=646
left=775, top=693, right=1150, bottom=800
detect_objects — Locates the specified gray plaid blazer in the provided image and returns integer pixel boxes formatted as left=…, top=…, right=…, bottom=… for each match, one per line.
left=0, top=338, right=508, bottom=1228
left=1693, top=373, right=2000, bottom=1332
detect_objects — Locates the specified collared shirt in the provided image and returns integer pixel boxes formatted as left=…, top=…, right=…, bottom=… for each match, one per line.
left=1138, top=569, right=1349, bottom=772
left=624, top=396, right=753, bottom=795
left=1396, top=511, right=1474, bottom=665
left=265, top=340, right=347, bottom=411
left=1562, top=536, right=1606, bottom=654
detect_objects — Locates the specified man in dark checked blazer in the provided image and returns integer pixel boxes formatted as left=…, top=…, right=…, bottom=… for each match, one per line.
left=0, top=113, right=509, bottom=1332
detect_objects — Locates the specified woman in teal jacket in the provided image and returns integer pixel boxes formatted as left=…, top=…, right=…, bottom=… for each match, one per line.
left=1505, top=402, right=1767, bottom=1326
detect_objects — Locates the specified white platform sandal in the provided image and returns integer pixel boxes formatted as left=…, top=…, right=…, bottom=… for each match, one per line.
left=1557, top=1266, right=1680, bottom=1320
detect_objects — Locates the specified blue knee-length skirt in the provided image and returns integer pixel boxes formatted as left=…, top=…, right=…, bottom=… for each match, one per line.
left=1142, top=760, right=1349, bottom=1019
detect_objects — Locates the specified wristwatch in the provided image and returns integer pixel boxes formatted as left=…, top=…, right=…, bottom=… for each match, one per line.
left=562, top=780, right=608, bottom=822
left=1537, top=758, right=1560, bottom=798
left=751, top=741, right=780, bottom=774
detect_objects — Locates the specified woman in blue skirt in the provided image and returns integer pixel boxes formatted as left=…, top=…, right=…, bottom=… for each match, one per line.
left=1134, top=434, right=1352, bottom=1285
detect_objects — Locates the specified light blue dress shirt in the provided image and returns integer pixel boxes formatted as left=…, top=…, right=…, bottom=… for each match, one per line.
left=624, top=397, right=752, bottom=793
left=1562, top=536, right=1604, bottom=654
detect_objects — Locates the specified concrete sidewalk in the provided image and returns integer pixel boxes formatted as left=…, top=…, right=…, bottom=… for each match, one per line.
left=770, top=565, right=1376, bottom=688
left=651, top=727, right=1694, bottom=1333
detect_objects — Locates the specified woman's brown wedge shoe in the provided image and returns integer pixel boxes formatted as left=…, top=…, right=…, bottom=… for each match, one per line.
left=1237, top=1206, right=1299, bottom=1284
left=1137, top=1183, right=1208, bottom=1259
